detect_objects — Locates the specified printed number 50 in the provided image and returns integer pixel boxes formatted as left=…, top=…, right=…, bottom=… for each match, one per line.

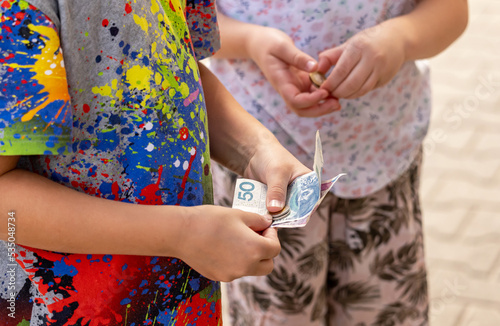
left=237, top=182, right=255, bottom=201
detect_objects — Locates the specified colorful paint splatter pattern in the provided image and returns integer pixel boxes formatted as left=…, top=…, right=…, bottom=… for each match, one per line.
left=0, top=0, right=71, bottom=155
left=1, top=0, right=221, bottom=324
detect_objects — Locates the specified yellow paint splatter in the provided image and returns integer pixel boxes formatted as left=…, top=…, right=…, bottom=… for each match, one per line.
left=178, top=82, right=189, bottom=97
left=133, top=14, right=149, bottom=33
left=116, top=89, right=124, bottom=101
left=92, top=84, right=113, bottom=97
left=154, top=72, right=162, bottom=85
left=151, top=0, right=160, bottom=14
left=126, top=65, right=152, bottom=91
left=6, top=24, right=70, bottom=122
left=188, top=57, right=199, bottom=82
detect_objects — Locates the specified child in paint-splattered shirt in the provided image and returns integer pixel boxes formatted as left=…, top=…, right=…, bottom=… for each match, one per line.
left=0, top=0, right=309, bottom=324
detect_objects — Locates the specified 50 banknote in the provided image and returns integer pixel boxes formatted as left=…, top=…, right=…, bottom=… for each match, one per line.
left=232, top=131, right=345, bottom=228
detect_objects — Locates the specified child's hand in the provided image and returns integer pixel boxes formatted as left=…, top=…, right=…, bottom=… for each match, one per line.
left=177, top=205, right=280, bottom=282
left=318, top=22, right=406, bottom=99
left=242, top=136, right=312, bottom=213
left=248, top=27, right=340, bottom=117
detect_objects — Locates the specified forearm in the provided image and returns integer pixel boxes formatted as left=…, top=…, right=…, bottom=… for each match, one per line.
left=0, top=162, right=188, bottom=257
left=213, top=12, right=264, bottom=60
left=391, top=0, right=468, bottom=61
left=199, top=63, right=279, bottom=175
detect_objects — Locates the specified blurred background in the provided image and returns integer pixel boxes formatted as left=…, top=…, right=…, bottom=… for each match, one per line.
left=422, top=0, right=500, bottom=325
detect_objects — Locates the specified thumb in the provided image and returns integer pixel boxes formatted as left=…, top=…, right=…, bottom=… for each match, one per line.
left=265, top=170, right=289, bottom=213
left=241, top=211, right=273, bottom=232
left=278, top=41, right=318, bottom=73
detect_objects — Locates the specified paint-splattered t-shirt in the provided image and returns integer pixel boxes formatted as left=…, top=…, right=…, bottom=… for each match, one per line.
left=0, top=0, right=221, bottom=325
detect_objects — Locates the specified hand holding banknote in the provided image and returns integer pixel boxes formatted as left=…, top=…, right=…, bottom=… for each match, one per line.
left=240, top=132, right=311, bottom=214
left=233, top=131, right=345, bottom=228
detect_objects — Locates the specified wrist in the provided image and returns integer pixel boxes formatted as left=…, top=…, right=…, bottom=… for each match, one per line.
left=245, top=25, right=272, bottom=64
left=143, top=205, right=192, bottom=259
left=379, top=17, right=415, bottom=63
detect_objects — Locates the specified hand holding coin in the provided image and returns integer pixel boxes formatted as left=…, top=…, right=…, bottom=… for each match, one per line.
left=309, top=72, right=326, bottom=88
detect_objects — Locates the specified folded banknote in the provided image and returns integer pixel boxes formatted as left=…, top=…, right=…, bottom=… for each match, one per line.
left=232, top=131, right=345, bottom=228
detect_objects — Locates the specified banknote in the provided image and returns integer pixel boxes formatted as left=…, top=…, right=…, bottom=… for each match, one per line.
left=272, top=173, right=344, bottom=228
left=232, top=131, right=345, bottom=228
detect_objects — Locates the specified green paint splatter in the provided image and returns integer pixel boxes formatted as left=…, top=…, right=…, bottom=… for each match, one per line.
left=16, top=319, right=30, bottom=326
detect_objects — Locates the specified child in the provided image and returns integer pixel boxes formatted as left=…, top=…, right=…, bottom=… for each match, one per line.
left=0, top=0, right=310, bottom=324
left=209, top=0, right=468, bottom=325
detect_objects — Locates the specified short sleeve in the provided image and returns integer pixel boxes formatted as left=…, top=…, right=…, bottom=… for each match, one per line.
left=0, top=0, right=72, bottom=155
left=185, top=0, right=221, bottom=60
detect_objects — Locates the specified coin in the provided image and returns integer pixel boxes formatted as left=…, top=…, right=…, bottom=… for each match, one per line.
left=309, top=72, right=326, bottom=88
left=270, top=205, right=291, bottom=220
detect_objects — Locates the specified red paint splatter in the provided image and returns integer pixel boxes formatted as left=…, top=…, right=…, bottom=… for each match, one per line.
left=179, top=127, right=189, bottom=141
left=15, top=248, right=150, bottom=326
left=69, top=167, right=81, bottom=175
left=136, top=166, right=164, bottom=205
left=176, top=147, right=196, bottom=205
left=102, top=19, right=109, bottom=27
left=125, top=3, right=132, bottom=14
left=176, top=290, right=221, bottom=324
left=169, top=0, right=176, bottom=12
left=70, top=180, right=100, bottom=196
left=111, top=181, right=120, bottom=201
left=83, top=104, right=90, bottom=113
left=44, top=157, right=51, bottom=171
left=1, top=1, right=11, bottom=9
left=15, top=11, right=25, bottom=20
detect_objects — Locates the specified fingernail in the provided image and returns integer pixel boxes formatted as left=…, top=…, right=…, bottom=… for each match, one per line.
left=268, top=200, right=284, bottom=209
left=306, top=60, right=316, bottom=72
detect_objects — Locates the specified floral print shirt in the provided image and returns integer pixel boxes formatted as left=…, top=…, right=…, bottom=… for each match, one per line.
left=209, top=0, right=431, bottom=198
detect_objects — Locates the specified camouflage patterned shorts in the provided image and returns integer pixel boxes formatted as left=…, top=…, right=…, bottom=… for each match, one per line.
left=212, top=151, right=428, bottom=326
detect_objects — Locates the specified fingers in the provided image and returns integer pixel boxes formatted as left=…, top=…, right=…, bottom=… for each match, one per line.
left=250, top=228, right=280, bottom=276
left=260, top=227, right=281, bottom=259
left=332, top=56, right=373, bottom=99
left=346, top=70, right=378, bottom=99
left=254, top=259, right=275, bottom=276
left=236, top=218, right=280, bottom=277
left=320, top=45, right=362, bottom=94
left=239, top=210, right=273, bottom=231
left=317, top=46, right=343, bottom=73
left=292, top=98, right=341, bottom=117
left=276, top=40, right=318, bottom=73
left=280, top=84, right=329, bottom=110
left=279, top=77, right=341, bottom=116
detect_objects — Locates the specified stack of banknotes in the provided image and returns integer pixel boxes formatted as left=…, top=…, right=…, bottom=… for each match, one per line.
left=232, top=131, right=345, bottom=228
